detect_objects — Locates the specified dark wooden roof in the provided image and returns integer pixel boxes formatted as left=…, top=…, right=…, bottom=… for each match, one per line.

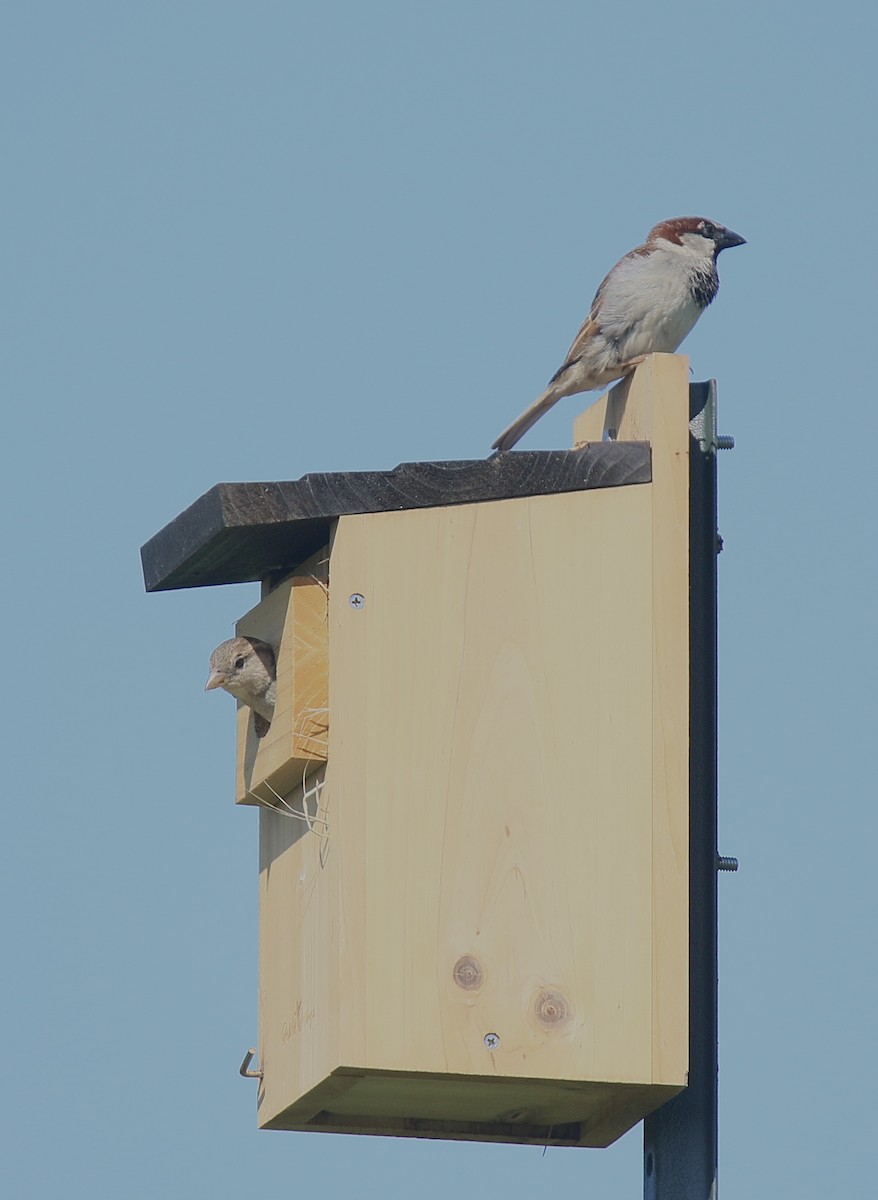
left=141, top=443, right=650, bottom=592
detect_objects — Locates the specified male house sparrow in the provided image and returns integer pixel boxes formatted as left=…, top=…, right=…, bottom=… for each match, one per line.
left=491, top=216, right=746, bottom=452
left=205, top=636, right=277, bottom=737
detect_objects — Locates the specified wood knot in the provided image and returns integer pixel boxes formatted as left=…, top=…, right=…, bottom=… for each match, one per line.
left=452, top=955, right=484, bottom=991
left=534, top=990, right=570, bottom=1027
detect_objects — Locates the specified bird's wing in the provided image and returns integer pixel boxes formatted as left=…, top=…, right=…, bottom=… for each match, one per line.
left=547, top=269, right=611, bottom=384
left=549, top=313, right=599, bottom=383
left=548, top=243, right=650, bottom=384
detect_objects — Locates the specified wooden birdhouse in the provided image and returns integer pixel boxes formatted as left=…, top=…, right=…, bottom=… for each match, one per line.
left=142, top=353, right=716, bottom=1149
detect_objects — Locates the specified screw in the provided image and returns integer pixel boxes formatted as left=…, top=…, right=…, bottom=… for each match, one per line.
left=348, top=593, right=365, bottom=610
left=716, top=532, right=724, bottom=555
left=717, top=855, right=739, bottom=872
left=483, top=1032, right=500, bottom=1050
left=717, top=434, right=735, bottom=450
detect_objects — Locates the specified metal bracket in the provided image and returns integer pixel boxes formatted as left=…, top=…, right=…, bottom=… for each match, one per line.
left=239, top=1048, right=263, bottom=1080
left=689, top=380, right=733, bottom=456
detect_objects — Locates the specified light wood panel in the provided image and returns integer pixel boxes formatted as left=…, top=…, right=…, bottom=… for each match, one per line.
left=328, top=486, right=659, bottom=1089
left=575, top=354, right=690, bottom=1079
left=257, top=766, right=338, bottom=1125
left=235, top=547, right=329, bottom=806
left=254, top=353, right=690, bottom=1145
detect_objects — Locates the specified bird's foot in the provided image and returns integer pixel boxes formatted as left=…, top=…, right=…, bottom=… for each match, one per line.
left=619, top=355, right=647, bottom=373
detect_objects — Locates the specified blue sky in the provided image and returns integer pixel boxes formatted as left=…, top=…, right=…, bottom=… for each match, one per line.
left=3, top=2, right=876, bottom=1196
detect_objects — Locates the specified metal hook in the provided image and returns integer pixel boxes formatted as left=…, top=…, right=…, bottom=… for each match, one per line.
left=239, top=1048, right=263, bottom=1079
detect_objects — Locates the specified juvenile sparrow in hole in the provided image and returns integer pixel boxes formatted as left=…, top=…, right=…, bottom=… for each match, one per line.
left=492, top=216, right=746, bottom=452
left=205, top=636, right=277, bottom=737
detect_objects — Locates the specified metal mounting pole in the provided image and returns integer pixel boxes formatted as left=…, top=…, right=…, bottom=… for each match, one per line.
left=643, top=381, right=721, bottom=1200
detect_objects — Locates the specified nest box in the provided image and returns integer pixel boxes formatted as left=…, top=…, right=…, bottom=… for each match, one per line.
left=142, top=354, right=713, bottom=1148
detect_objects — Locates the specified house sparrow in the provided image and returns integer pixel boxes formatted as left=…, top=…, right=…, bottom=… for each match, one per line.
left=491, top=216, right=746, bottom=452
left=205, top=636, right=277, bottom=737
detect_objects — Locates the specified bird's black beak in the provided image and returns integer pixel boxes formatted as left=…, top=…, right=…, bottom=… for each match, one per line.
left=716, top=227, right=746, bottom=252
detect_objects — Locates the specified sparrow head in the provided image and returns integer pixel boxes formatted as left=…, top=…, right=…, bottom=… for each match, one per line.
left=648, top=216, right=746, bottom=258
left=205, top=636, right=277, bottom=711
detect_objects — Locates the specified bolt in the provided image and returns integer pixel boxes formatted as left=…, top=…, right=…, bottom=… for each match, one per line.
left=716, top=532, right=724, bottom=555
left=717, top=855, right=739, bottom=872
left=717, top=435, right=735, bottom=450
left=483, top=1032, right=500, bottom=1050
left=348, top=593, right=365, bottom=610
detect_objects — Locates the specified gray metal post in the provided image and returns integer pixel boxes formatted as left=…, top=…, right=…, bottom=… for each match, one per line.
left=643, top=382, right=721, bottom=1200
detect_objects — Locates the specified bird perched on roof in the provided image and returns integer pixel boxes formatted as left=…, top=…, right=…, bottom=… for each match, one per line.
left=205, top=636, right=277, bottom=737
left=491, top=216, right=746, bottom=452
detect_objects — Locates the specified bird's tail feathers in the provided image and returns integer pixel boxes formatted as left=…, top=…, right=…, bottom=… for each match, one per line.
left=491, top=387, right=562, bottom=453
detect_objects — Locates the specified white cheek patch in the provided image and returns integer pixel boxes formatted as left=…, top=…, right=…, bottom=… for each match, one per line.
left=677, top=231, right=716, bottom=256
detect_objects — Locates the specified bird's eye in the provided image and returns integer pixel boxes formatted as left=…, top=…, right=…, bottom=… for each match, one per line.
left=234, top=656, right=246, bottom=670
left=700, top=221, right=716, bottom=239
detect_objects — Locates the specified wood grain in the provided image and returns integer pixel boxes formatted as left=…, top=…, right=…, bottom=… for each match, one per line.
left=258, top=763, right=337, bottom=1123
left=246, top=353, right=691, bottom=1146
left=255, top=396, right=689, bottom=1143
left=575, top=355, right=690, bottom=1082
left=329, top=491, right=658, bottom=1089
left=234, top=547, right=329, bottom=806
left=140, top=444, right=650, bottom=592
